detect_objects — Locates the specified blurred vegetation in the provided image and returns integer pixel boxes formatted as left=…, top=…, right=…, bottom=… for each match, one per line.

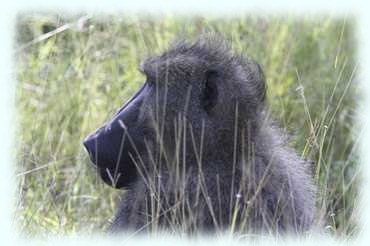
left=14, top=13, right=358, bottom=237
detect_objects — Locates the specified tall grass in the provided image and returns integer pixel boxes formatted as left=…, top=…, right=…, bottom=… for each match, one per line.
left=14, top=14, right=358, bottom=237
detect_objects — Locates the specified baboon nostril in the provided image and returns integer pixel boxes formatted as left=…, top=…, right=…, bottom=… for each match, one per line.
left=83, top=137, right=92, bottom=151
left=83, top=137, right=97, bottom=165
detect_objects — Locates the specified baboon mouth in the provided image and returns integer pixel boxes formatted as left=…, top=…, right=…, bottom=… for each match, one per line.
left=94, top=152, right=138, bottom=189
left=98, top=167, right=124, bottom=188
left=85, top=154, right=98, bottom=169
left=83, top=133, right=141, bottom=189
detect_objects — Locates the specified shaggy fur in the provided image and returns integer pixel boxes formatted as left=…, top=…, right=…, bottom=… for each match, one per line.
left=84, top=36, right=316, bottom=235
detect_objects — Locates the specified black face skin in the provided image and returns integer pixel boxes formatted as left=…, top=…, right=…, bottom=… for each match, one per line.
left=83, top=83, right=152, bottom=188
left=83, top=72, right=210, bottom=189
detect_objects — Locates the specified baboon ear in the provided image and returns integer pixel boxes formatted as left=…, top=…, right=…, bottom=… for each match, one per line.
left=202, top=71, right=219, bottom=113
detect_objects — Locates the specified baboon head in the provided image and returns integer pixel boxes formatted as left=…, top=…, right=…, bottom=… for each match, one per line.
left=83, top=37, right=266, bottom=189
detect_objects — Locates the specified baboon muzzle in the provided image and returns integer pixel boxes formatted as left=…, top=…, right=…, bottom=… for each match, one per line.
left=83, top=83, right=149, bottom=188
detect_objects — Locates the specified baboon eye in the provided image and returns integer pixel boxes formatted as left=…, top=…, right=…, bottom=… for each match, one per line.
left=202, top=71, right=218, bottom=113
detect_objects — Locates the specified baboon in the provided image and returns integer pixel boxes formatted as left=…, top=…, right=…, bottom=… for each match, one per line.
left=83, top=36, right=316, bottom=235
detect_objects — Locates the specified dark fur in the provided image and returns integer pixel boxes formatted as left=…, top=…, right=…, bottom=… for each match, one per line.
left=83, top=36, right=316, bottom=235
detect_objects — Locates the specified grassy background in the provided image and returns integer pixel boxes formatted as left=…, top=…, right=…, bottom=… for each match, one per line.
left=15, top=14, right=358, bottom=237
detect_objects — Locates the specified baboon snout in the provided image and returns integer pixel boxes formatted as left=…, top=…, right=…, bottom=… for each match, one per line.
left=83, top=128, right=104, bottom=167
left=82, top=83, right=152, bottom=188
